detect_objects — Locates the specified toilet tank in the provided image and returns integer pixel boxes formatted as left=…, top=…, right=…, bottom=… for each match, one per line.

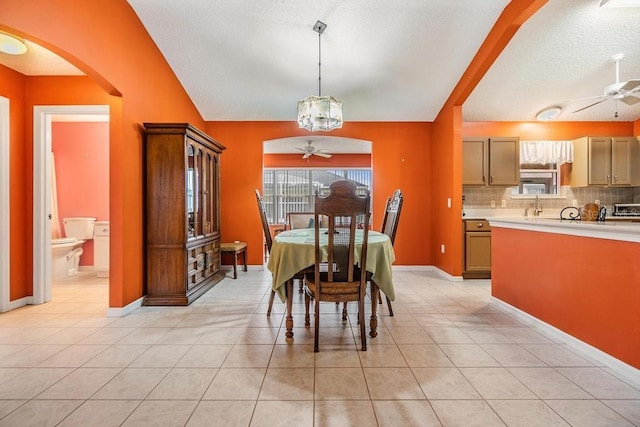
left=63, top=217, right=96, bottom=239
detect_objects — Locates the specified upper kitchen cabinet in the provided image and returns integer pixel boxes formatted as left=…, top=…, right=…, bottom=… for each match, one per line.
left=463, top=137, right=520, bottom=186
left=569, top=136, right=640, bottom=187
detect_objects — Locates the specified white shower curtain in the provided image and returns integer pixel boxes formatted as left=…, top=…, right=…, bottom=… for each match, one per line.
left=50, top=152, right=62, bottom=239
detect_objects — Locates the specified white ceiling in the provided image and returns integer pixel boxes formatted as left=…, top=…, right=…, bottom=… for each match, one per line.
left=1, top=0, right=639, bottom=127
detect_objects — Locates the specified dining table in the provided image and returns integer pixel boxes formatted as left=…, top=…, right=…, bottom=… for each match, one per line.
left=266, top=227, right=396, bottom=339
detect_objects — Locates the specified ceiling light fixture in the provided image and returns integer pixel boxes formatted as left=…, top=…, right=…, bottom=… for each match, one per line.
left=0, top=31, right=27, bottom=55
left=600, top=0, right=640, bottom=7
left=297, top=20, right=343, bottom=132
left=536, top=106, right=562, bottom=121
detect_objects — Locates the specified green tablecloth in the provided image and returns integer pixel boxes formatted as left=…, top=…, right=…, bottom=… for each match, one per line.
left=267, top=228, right=396, bottom=302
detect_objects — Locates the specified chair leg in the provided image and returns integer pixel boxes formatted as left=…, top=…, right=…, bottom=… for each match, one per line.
left=299, top=279, right=304, bottom=294
left=385, top=295, right=394, bottom=317
left=359, top=298, right=367, bottom=351
left=378, top=288, right=383, bottom=304
left=314, top=299, right=320, bottom=352
left=341, top=302, right=348, bottom=321
left=304, top=292, right=311, bottom=326
left=267, top=290, right=276, bottom=316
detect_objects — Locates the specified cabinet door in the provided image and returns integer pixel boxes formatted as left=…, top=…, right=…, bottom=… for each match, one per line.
left=488, top=137, right=519, bottom=186
left=588, top=137, right=611, bottom=185
left=463, top=138, right=487, bottom=185
left=611, top=137, right=632, bottom=186
left=465, top=232, right=491, bottom=272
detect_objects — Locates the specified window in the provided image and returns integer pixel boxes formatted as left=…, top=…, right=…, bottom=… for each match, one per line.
left=511, top=141, right=572, bottom=197
left=512, top=163, right=560, bottom=196
left=262, top=169, right=372, bottom=224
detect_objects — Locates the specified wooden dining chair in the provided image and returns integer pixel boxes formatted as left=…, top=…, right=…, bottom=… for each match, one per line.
left=286, top=212, right=329, bottom=230
left=375, top=189, right=403, bottom=316
left=255, top=189, right=284, bottom=316
left=303, top=180, right=371, bottom=352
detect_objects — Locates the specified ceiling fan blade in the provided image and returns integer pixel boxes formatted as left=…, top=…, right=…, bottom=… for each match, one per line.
left=572, top=98, right=609, bottom=113
left=313, top=152, right=332, bottom=158
left=568, top=94, right=608, bottom=103
left=618, top=79, right=640, bottom=92
left=296, top=147, right=307, bottom=152
left=620, top=95, right=640, bottom=106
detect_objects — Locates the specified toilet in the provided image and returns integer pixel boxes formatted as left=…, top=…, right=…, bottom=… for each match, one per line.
left=51, top=217, right=96, bottom=280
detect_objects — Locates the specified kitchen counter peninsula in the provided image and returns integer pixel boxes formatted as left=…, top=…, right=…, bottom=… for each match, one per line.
left=487, top=216, right=640, bottom=375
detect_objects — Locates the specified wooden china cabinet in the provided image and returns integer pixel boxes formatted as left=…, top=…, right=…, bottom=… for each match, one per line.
left=143, top=123, right=226, bottom=305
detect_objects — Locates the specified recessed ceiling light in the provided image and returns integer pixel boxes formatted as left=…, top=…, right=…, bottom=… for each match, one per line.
left=536, top=106, right=562, bottom=121
left=0, top=32, right=27, bottom=55
left=600, top=0, right=640, bottom=7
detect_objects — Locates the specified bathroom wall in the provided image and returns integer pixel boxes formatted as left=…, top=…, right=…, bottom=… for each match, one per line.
left=52, top=121, right=109, bottom=267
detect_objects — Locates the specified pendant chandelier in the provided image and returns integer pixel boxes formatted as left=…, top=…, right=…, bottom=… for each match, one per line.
left=297, top=20, right=343, bottom=132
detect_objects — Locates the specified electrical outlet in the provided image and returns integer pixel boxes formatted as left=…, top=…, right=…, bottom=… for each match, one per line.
left=595, top=199, right=600, bottom=205
left=572, top=199, right=578, bottom=207
left=440, top=244, right=445, bottom=254
left=501, top=199, right=506, bottom=208
left=490, top=200, right=496, bottom=208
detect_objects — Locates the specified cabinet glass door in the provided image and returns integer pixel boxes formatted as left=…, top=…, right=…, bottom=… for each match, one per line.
left=187, top=144, right=196, bottom=238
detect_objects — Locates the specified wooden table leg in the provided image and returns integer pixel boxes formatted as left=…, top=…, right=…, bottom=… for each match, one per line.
left=242, top=248, right=248, bottom=272
left=232, top=252, right=238, bottom=279
left=285, top=279, right=294, bottom=338
left=369, top=281, right=378, bottom=338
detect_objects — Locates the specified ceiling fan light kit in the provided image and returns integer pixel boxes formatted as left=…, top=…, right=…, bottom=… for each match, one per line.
left=536, top=106, right=562, bottom=121
left=297, top=20, right=343, bottom=132
left=0, top=32, right=27, bottom=55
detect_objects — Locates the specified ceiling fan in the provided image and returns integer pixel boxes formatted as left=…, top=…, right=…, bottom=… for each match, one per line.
left=572, top=53, right=640, bottom=114
left=297, top=141, right=332, bottom=159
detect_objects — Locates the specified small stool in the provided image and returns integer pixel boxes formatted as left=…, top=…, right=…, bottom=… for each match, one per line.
left=220, top=242, right=247, bottom=279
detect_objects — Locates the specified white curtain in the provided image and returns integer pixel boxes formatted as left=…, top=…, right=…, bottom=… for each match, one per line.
left=50, top=152, right=62, bottom=239
left=520, top=141, right=573, bottom=165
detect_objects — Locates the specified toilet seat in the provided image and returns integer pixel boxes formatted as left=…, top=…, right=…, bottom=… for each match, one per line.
left=52, top=238, right=78, bottom=245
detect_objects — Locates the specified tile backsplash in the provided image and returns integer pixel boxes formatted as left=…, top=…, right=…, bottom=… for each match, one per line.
left=463, top=186, right=640, bottom=210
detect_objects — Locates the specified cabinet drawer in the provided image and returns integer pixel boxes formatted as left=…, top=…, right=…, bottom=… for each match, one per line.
left=465, top=220, right=491, bottom=231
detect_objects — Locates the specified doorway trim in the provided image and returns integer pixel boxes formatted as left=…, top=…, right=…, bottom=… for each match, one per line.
left=33, top=105, right=109, bottom=305
left=0, top=97, right=9, bottom=312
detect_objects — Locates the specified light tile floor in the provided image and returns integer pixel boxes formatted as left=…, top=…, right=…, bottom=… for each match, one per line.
left=0, top=269, right=638, bottom=426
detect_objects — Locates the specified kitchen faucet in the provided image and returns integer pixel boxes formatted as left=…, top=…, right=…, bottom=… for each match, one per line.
left=533, top=194, right=543, bottom=216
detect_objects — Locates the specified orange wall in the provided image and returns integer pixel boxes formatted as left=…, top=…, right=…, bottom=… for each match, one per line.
left=264, top=153, right=371, bottom=168
left=52, top=122, right=109, bottom=266
left=2, top=0, right=205, bottom=307
left=431, top=0, right=548, bottom=276
left=492, top=227, right=640, bottom=369
left=0, top=65, right=27, bottom=300
left=206, top=121, right=433, bottom=267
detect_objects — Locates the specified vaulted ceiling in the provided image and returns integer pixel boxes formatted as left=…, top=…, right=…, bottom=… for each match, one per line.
left=2, top=0, right=639, bottom=123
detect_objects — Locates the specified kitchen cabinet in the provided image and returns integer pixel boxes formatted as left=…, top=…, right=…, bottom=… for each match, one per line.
left=569, top=136, right=640, bottom=187
left=463, top=219, right=491, bottom=279
left=463, top=137, right=520, bottom=186
left=144, top=123, right=226, bottom=305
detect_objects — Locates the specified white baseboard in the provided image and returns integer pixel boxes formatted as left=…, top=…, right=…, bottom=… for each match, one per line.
left=491, top=296, right=640, bottom=389
left=107, top=296, right=144, bottom=318
left=2, top=296, right=33, bottom=312
left=392, top=265, right=432, bottom=272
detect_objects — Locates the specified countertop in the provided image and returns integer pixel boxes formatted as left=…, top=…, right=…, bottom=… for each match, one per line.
left=486, top=216, right=640, bottom=243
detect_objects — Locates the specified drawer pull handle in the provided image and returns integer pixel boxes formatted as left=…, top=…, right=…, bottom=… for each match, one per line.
left=477, top=223, right=483, bottom=228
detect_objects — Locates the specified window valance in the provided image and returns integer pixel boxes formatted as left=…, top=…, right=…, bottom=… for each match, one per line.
left=520, top=140, right=573, bottom=165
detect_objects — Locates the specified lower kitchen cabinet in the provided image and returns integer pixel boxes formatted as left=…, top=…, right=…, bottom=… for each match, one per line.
left=463, top=219, right=491, bottom=279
